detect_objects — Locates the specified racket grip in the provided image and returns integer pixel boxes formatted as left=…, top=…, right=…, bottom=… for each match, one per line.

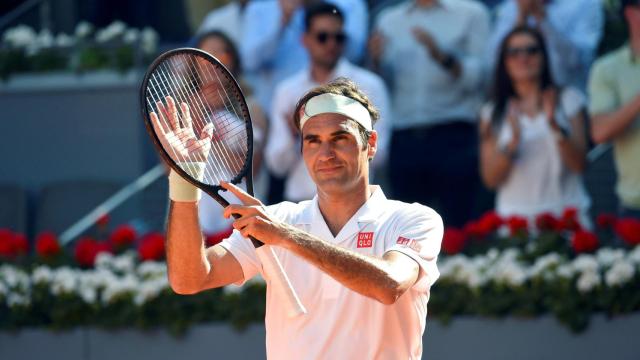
left=255, top=245, right=307, bottom=317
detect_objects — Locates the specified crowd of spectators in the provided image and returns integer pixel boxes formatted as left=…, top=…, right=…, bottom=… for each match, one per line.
left=194, top=0, right=640, bottom=235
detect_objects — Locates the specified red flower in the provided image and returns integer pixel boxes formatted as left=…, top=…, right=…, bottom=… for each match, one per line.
left=571, top=230, right=599, bottom=253
left=506, top=216, right=528, bottom=237
left=0, top=229, right=16, bottom=258
left=559, top=207, right=582, bottom=231
left=596, top=213, right=617, bottom=230
left=138, top=232, right=165, bottom=261
left=35, top=232, right=62, bottom=258
left=614, top=218, right=640, bottom=246
left=442, top=228, right=467, bottom=255
left=535, top=212, right=559, bottom=232
left=12, top=233, right=29, bottom=256
left=478, top=211, right=503, bottom=236
left=109, top=225, right=137, bottom=248
left=96, top=213, right=110, bottom=227
left=205, top=227, right=234, bottom=247
left=75, top=237, right=111, bottom=267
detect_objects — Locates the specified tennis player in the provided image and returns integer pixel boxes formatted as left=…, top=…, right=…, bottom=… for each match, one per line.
left=166, top=78, right=443, bottom=359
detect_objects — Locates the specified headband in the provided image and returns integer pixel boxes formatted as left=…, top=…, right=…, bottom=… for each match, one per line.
left=300, top=93, right=372, bottom=131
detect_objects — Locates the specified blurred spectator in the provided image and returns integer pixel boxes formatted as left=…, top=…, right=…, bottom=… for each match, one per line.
left=487, top=0, right=603, bottom=90
left=370, top=0, right=490, bottom=227
left=239, top=0, right=368, bottom=112
left=589, top=0, right=640, bottom=219
left=194, top=30, right=269, bottom=234
left=266, top=2, right=390, bottom=201
left=197, top=0, right=249, bottom=45
left=479, top=26, right=591, bottom=227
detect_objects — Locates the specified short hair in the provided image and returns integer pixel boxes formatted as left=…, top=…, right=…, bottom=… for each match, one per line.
left=304, top=2, right=344, bottom=32
left=293, top=77, right=379, bottom=149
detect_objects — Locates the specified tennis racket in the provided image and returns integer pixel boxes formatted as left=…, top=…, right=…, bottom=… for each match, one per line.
left=140, top=48, right=306, bottom=317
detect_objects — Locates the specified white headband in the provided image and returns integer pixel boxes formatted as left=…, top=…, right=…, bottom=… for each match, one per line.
left=300, top=93, right=372, bottom=131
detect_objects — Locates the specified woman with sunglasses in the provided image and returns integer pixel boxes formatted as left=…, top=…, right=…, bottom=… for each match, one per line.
left=479, top=25, right=591, bottom=229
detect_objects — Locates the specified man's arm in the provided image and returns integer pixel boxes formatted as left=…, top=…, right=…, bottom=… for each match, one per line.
left=591, top=95, right=640, bottom=144
left=166, top=202, right=244, bottom=295
left=221, top=182, right=430, bottom=305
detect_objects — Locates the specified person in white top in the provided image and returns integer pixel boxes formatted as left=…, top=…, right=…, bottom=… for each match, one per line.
left=197, top=0, right=248, bottom=45
left=266, top=2, right=390, bottom=201
left=164, top=78, right=443, bottom=359
left=487, top=0, right=603, bottom=91
left=479, top=25, right=591, bottom=228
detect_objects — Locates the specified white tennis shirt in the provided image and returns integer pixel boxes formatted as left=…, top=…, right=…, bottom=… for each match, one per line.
left=219, top=186, right=443, bottom=359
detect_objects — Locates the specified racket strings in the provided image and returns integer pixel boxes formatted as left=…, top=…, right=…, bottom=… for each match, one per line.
left=145, top=53, right=251, bottom=186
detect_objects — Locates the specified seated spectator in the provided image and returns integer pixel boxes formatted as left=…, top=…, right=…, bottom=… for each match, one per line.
left=479, top=26, right=591, bottom=228
left=370, top=0, right=490, bottom=227
left=266, top=2, right=390, bottom=202
left=589, top=0, right=640, bottom=219
left=487, top=0, right=603, bottom=90
left=195, top=30, right=269, bottom=237
left=239, top=0, right=368, bottom=112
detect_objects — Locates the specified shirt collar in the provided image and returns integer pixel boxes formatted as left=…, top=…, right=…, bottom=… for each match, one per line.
left=409, top=0, right=446, bottom=13
left=304, top=58, right=351, bottom=85
left=295, top=185, right=387, bottom=226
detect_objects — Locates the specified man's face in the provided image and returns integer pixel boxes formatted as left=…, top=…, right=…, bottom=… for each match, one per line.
left=302, top=15, right=346, bottom=70
left=300, top=113, right=375, bottom=194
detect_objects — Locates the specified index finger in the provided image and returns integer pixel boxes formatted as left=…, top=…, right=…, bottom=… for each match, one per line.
left=221, top=181, right=261, bottom=206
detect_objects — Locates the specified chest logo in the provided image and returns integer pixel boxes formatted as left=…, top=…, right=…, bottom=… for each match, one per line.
left=357, top=232, right=374, bottom=248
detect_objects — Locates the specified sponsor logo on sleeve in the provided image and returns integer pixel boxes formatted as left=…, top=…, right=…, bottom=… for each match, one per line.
left=357, top=232, right=374, bottom=248
left=396, top=236, right=422, bottom=252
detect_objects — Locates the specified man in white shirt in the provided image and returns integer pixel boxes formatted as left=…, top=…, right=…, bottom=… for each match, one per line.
left=487, top=0, right=604, bottom=90
left=370, top=0, right=490, bottom=227
left=163, top=78, right=443, bottom=359
left=266, top=2, right=390, bottom=201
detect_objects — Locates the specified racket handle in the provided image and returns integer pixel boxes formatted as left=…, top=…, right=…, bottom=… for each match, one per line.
left=255, top=244, right=307, bottom=317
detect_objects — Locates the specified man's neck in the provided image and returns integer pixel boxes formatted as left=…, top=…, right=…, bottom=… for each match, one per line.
left=630, top=28, right=640, bottom=59
left=310, top=63, right=337, bottom=84
left=414, top=0, right=438, bottom=8
left=316, top=182, right=372, bottom=237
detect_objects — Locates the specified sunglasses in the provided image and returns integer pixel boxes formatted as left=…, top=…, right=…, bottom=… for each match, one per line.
left=314, top=31, right=347, bottom=45
left=506, top=45, right=541, bottom=58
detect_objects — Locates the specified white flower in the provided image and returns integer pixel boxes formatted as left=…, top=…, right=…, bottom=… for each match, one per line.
left=0, top=265, right=30, bottom=291
left=50, top=267, right=78, bottom=295
left=556, top=264, right=575, bottom=279
left=75, top=21, right=93, bottom=38
left=0, top=282, right=7, bottom=297
left=604, top=260, right=635, bottom=287
left=134, top=277, right=169, bottom=305
left=576, top=271, right=601, bottom=293
left=36, top=29, right=54, bottom=48
left=628, top=246, right=640, bottom=266
left=111, top=252, right=136, bottom=274
left=7, top=293, right=30, bottom=308
left=102, top=274, right=138, bottom=304
left=597, top=248, right=625, bottom=268
left=96, top=20, right=126, bottom=43
left=223, top=284, right=244, bottom=294
left=32, top=265, right=53, bottom=285
left=95, top=252, right=115, bottom=270
left=55, top=32, right=74, bottom=47
left=123, top=28, right=139, bottom=44
left=3, top=25, right=37, bottom=48
left=572, top=254, right=599, bottom=273
left=137, top=261, right=167, bottom=279
left=141, top=27, right=158, bottom=54
left=79, top=287, right=97, bottom=304
left=529, top=253, right=561, bottom=278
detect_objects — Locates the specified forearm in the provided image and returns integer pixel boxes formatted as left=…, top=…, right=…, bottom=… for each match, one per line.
left=166, top=201, right=211, bottom=294
left=279, top=224, right=416, bottom=304
left=480, top=141, right=514, bottom=189
left=591, top=96, right=640, bottom=143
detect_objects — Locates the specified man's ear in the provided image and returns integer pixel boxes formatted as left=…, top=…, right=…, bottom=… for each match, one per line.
left=367, top=130, right=378, bottom=160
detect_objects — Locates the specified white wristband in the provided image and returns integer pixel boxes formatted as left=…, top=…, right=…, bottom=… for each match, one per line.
left=168, top=163, right=206, bottom=202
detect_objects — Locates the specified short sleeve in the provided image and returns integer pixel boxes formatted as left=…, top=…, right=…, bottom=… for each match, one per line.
left=588, top=58, right=618, bottom=115
left=218, top=230, right=262, bottom=286
left=384, top=204, right=443, bottom=292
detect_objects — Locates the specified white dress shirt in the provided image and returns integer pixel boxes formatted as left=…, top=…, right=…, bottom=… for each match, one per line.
left=266, top=59, right=391, bottom=201
left=374, top=0, right=490, bottom=129
left=487, top=0, right=603, bottom=90
left=239, top=0, right=368, bottom=112
left=197, top=1, right=243, bottom=45
left=219, top=186, right=443, bottom=359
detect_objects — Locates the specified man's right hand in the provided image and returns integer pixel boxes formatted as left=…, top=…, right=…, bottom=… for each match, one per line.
left=150, top=96, right=214, bottom=164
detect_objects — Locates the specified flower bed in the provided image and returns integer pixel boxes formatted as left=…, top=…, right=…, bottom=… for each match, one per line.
left=0, top=210, right=639, bottom=334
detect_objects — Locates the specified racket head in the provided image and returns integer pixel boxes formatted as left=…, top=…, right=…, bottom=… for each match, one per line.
left=140, top=48, right=254, bottom=197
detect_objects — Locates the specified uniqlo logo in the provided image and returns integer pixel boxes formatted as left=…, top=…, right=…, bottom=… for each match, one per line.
left=396, top=236, right=410, bottom=245
left=357, top=232, right=374, bottom=248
